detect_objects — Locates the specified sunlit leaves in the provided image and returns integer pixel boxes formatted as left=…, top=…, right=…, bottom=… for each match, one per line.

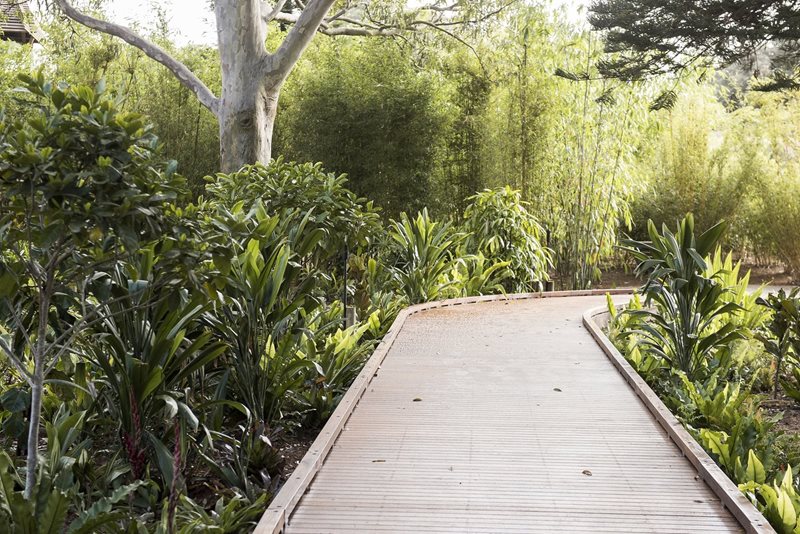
left=462, top=186, right=551, bottom=292
left=388, top=209, right=464, bottom=305
left=620, top=214, right=747, bottom=379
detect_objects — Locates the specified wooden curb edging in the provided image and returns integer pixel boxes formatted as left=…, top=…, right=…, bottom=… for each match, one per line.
left=583, top=305, right=774, bottom=534
left=254, top=289, right=630, bottom=534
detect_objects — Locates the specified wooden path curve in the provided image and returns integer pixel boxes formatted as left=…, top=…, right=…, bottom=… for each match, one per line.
left=256, top=291, right=773, bottom=533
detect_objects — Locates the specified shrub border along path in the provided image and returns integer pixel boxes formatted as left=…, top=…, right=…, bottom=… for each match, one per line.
left=255, top=291, right=770, bottom=533
left=584, top=305, right=771, bottom=533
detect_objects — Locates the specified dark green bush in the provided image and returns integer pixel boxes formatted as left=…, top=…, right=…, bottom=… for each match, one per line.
left=275, top=39, right=450, bottom=217
left=206, top=158, right=382, bottom=262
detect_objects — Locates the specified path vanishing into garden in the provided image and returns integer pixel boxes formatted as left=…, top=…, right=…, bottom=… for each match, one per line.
left=257, top=292, right=772, bottom=534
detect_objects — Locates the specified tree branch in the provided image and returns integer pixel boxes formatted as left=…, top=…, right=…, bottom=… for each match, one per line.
left=410, top=20, right=486, bottom=73
left=418, top=2, right=460, bottom=12
left=53, top=0, right=220, bottom=116
left=268, top=0, right=338, bottom=85
left=271, top=1, right=513, bottom=60
left=272, top=13, right=401, bottom=36
left=0, top=336, right=33, bottom=386
left=262, top=0, right=289, bottom=22
left=320, top=25, right=400, bottom=37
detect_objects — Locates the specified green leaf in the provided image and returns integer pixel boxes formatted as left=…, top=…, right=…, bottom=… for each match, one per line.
left=67, top=482, right=144, bottom=534
left=157, top=394, right=179, bottom=420
left=140, top=368, right=165, bottom=402
left=746, top=450, right=766, bottom=484
left=176, top=401, right=199, bottom=431
left=775, top=489, right=797, bottom=531
left=147, top=433, right=175, bottom=488
left=37, top=491, right=70, bottom=534
left=0, top=389, right=28, bottom=413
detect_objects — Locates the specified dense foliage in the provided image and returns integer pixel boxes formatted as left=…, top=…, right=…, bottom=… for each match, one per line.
left=589, top=0, right=800, bottom=87
left=621, top=216, right=743, bottom=379
left=2, top=3, right=797, bottom=285
left=0, top=75, right=554, bottom=531
left=631, top=87, right=800, bottom=275
left=0, top=72, right=192, bottom=499
left=275, top=40, right=450, bottom=217
left=462, top=187, right=551, bottom=292
left=0, top=1, right=798, bottom=531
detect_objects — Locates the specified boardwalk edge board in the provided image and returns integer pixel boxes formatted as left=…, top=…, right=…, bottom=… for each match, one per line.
left=254, top=289, right=630, bottom=534
left=583, top=305, right=774, bottom=534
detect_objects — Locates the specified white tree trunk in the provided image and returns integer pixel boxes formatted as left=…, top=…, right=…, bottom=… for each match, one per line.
left=23, top=288, right=49, bottom=499
left=218, top=82, right=280, bottom=172
left=23, top=362, right=43, bottom=499
left=213, top=0, right=337, bottom=171
left=216, top=0, right=279, bottom=171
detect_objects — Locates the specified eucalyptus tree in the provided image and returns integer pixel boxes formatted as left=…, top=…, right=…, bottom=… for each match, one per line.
left=51, top=0, right=507, bottom=171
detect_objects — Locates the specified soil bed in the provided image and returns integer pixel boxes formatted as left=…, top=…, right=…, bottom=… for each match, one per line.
left=592, top=264, right=795, bottom=290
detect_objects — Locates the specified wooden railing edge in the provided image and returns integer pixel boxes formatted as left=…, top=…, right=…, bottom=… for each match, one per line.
left=254, top=289, right=631, bottom=533
left=583, top=304, right=774, bottom=534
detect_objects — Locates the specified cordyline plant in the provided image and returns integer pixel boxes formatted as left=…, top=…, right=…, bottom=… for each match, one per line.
left=85, top=259, right=227, bottom=484
left=620, top=214, right=746, bottom=380
left=389, top=209, right=465, bottom=305
left=0, top=72, right=186, bottom=498
left=755, top=288, right=800, bottom=398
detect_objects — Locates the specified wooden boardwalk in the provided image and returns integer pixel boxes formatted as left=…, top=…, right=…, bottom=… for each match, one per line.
left=258, top=293, right=771, bottom=533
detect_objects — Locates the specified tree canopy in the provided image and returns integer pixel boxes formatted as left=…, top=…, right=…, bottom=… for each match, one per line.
left=589, top=0, right=800, bottom=86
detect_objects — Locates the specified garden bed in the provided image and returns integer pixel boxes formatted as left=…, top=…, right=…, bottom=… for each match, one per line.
left=595, top=216, right=800, bottom=533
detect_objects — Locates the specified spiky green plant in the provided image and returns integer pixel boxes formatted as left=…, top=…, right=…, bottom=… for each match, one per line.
left=388, top=209, right=464, bottom=304
left=621, top=215, right=746, bottom=379
left=755, top=288, right=800, bottom=398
